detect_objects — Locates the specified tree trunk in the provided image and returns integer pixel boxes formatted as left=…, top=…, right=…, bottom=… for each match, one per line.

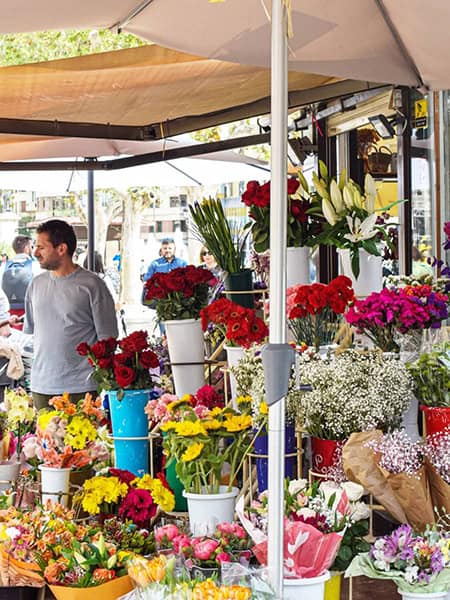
left=120, top=194, right=142, bottom=304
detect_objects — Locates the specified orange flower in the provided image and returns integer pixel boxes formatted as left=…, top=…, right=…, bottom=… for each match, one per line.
left=49, top=392, right=77, bottom=415
left=80, top=393, right=104, bottom=421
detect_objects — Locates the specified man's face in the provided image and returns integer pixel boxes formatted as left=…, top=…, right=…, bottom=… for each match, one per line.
left=161, top=243, right=175, bottom=261
left=34, top=232, right=66, bottom=270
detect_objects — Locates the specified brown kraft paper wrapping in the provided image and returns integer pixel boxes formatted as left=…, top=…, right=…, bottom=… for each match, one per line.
left=342, top=431, right=408, bottom=524
left=425, top=458, right=450, bottom=515
left=382, top=465, right=435, bottom=532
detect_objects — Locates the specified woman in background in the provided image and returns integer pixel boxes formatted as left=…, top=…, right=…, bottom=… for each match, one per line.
left=199, top=246, right=224, bottom=302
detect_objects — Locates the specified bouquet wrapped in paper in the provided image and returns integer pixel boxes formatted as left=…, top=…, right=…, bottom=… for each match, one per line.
left=343, top=430, right=435, bottom=531
left=236, top=479, right=349, bottom=578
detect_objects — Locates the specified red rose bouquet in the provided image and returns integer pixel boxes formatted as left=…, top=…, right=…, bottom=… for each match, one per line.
left=287, top=275, right=354, bottom=351
left=142, top=265, right=217, bottom=322
left=77, top=330, right=160, bottom=393
left=241, top=173, right=324, bottom=252
left=200, top=298, right=268, bottom=349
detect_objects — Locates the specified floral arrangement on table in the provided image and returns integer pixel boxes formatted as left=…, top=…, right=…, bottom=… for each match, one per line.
left=286, top=275, right=354, bottom=351
left=101, top=517, right=155, bottom=556
left=346, top=524, right=450, bottom=594
left=35, top=393, right=109, bottom=469
left=406, top=344, right=450, bottom=408
left=145, top=385, right=224, bottom=429
left=161, top=401, right=262, bottom=494
left=128, top=554, right=264, bottom=599
left=239, top=478, right=352, bottom=578
left=295, top=350, right=412, bottom=440
left=77, top=330, right=160, bottom=396
left=142, top=265, right=217, bottom=322
left=190, top=198, right=250, bottom=275
left=312, top=161, right=400, bottom=277
left=79, top=467, right=175, bottom=527
left=0, top=387, right=36, bottom=465
left=241, top=173, right=324, bottom=252
left=200, top=298, right=268, bottom=349
left=345, top=285, right=449, bottom=352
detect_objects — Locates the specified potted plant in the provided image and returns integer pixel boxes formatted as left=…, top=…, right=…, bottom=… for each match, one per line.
left=407, top=344, right=450, bottom=438
left=200, top=298, right=268, bottom=403
left=142, top=265, right=217, bottom=396
left=161, top=400, right=262, bottom=534
left=312, top=161, right=401, bottom=295
left=189, top=198, right=253, bottom=308
left=287, top=275, right=354, bottom=352
left=241, top=173, right=324, bottom=287
left=77, top=330, right=160, bottom=475
left=296, top=350, right=412, bottom=476
left=346, top=524, right=450, bottom=599
left=35, top=393, right=109, bottom=506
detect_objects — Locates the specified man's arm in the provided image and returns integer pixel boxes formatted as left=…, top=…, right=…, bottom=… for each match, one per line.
left=92, top=281, right=119, bottom=340
left=23, top=286, right=34, bottom=334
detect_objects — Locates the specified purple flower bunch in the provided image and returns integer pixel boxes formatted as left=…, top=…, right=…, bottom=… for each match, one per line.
left=370, top=524, right=446, bottom=585
left=346, top=285, right=448, bottom=352
left=428, top=221, right=450, bottom=293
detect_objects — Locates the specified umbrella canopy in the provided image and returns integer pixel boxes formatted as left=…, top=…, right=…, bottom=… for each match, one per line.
left=0, top=1, right=448, bottom=89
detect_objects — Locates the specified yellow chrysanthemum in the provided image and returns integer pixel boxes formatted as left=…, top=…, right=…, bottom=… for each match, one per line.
left=149, top=479, right=175, bottom=512
left=82, top=476, right=128, bottom=512
left=202, top=419, right=222, bottom=430
left=223, top=415, right=252, bottom=432
left=182, top=442, right=204, bottom=462
left=37, top=410, right=59, bottom=431
left=259, top=401, right=268, bottom=415
left=132, top=473, right=155, bottom=491
left=64, top=416, right=97, bottom=449
left=174, top=421, right=207, bottom=437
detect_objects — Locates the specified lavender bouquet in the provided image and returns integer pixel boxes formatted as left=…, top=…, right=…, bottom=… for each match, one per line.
left=346, top=524, right=450, bottom=593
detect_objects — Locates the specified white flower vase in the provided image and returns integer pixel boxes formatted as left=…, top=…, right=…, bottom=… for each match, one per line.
left=39, top=465, right=72, bottom=506
left=287, top=246, right=310, bottom=288
left=0, top=462, right=20, bottom=492
left=183, top=486, right=239, bottom=536
left=283, top=571, right=330, bottom=600
left=225, top=345, right=245, bottom=407
left=338, top=248, right=382, bottom=298
left=398, top=590, right=447, bottom=600
left=164, top=318, right=205, bottom=396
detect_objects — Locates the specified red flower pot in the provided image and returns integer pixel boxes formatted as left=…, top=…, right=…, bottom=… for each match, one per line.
left=420, top=405, right=450, bottom=439
left=310, top=437, right=345, bottom=476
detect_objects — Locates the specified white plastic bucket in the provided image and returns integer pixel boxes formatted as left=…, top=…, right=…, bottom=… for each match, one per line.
left=399, top=590, right=448, bottom=600
left=283, top=571, right=330, bottom=600
left=164, top=318, right=205, bottom=396
left=183, top=486, right=238, bottom=536
left=39, top=465, right=71, bottom=506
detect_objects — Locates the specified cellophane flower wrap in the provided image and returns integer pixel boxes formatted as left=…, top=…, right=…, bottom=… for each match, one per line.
left=142, top=265, right=217, bottom=322
left=200, top=298, right=268, bottom=349
left=79, top=467, right=175, bottom=527
left=161, top=400, right=263, bottom=494
left=36, top=393, right=109, bottom=469
left=345, top=285, right=449, bottom=352
left=237, top=479, right=354, bottom=578
left=287, top=275, right=354, bottom=350
left=241, top=173, right=324, bottom=252
left=296, top=350, right=412, bottom=440
left=77, top=330, right=160, bottom=394
left=0, top=387, right=36, bottom=464
left=346, top=524, right=450, bottom=593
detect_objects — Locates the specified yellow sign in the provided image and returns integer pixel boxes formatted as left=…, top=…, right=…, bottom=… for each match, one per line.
left=415, top=99, right=428, bottom=119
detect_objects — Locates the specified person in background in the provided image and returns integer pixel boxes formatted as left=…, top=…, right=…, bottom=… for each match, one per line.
left=0, top=235, right=41, bottom=329
left=199, top=246, right=222, bottom=279
left=143, top=237, right=187, bottom=281
left=24, top=219, right=118, bottom=410
left=412, top=246, right=434, bottom=278
left=83, top=251, right=118, bottom=306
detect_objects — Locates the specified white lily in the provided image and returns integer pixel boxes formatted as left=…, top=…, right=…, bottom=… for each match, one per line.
left=343, top=186, right=354, bottom=210
left=364, top=173, right=377, bottom=213
left=330, top=179, right=344, bottom=213
left=322, top=197, right=338, bottom=225
left=344, top=213, right=378, bottom=243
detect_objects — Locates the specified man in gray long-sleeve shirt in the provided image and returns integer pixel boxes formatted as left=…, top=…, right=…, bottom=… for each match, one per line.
left=24, top=219, right=118, bottom=409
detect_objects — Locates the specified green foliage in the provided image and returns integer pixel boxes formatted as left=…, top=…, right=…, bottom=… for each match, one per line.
left=0, top=29, right=146, bottom=67
left=407, top=344, right=450, bottom=407
left=332, top=518, right=370, bottom=571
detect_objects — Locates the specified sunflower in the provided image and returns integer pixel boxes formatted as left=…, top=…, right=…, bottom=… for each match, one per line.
left=181, top=442, right=204, bottom=462
left=223, top=415, right=252, bottom=432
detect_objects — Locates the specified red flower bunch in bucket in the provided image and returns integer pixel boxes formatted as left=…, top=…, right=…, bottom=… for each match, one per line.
left=77, top=330, right=159, bottom=394
left=200, top=298, right=268, bottom=348
left=287, top=275, right=354, bottom=351
left=142, top=265, right=217, bottom=322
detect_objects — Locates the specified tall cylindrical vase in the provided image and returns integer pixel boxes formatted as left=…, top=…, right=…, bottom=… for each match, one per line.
left=164, top=318, right=205, bottom=396
left=224, top=269, right=254, bottom=309
left=254, top=424, right=296, bottom=493
left=108, top=389, right=151, bottom=475
left=338, top=248, right=382, bottom=298
left=287, top=246, right=310, bottom=288
left=310, top=437, right=345, bottom=477
left=39, top=465, right=71, bottom=506
left=225, top=345, right=245, bottom=407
